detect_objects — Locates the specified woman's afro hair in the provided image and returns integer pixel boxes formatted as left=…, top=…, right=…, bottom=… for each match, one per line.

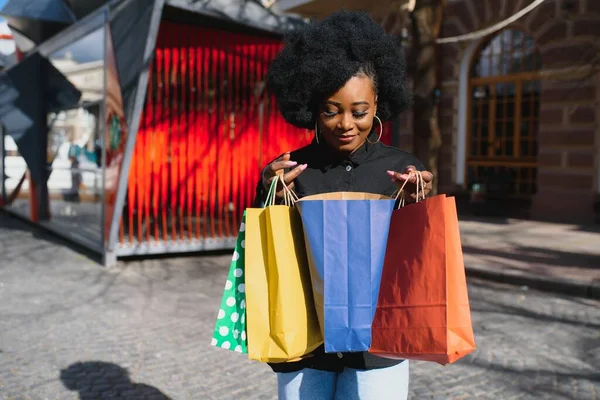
left=266, top=10, right=411, bottom=129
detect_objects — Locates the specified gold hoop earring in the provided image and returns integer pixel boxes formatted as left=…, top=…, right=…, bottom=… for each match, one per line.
left=367, top=115, right=383, bottom=144
left=314, top=121, right=320, bottom=144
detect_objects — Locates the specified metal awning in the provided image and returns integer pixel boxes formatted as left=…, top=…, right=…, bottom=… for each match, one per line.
left=0, top=0, right=76, bottom=44
left=166, top=0, right=307, bottom=34
left=0, top=0, right=306, bottom=48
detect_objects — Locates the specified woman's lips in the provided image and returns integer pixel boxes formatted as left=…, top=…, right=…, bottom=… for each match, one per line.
left=334, top=135, right=356, bottom=143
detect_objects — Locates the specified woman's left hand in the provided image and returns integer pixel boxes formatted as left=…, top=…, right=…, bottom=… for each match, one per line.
left=387, top=166, right=434, bottom=202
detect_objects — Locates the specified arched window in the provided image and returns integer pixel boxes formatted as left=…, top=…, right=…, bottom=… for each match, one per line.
left=468, top=29, right=541, bottom=200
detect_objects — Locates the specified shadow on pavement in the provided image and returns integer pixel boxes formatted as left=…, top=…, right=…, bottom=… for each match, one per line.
left=458, top=214, right=511, bottom=224
left=60, top=361, right=171, bottom=399
left=469, top=288, right=600, bottom=330
left=463, top=245, right=600, bottom=270
left=465, top=279, right=600, bottom=398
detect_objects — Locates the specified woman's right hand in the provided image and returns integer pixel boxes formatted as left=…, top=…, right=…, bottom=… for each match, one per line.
left=261, top=152, right=307, bottom=198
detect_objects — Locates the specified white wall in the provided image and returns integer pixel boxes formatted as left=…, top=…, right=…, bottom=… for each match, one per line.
left=456, top=38, right=483, bottom=186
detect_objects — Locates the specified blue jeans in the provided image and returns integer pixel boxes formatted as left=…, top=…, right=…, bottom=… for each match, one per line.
left=277, top=360, right=409, bottom=400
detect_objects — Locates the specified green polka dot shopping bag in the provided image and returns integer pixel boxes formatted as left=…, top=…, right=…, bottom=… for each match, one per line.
left=211, top=212, right=247, bottom=353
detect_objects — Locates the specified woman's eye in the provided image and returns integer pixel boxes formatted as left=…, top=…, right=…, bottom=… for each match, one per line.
left=353, top=112, right=367, bottom=119
left=323, top=111, right=337, bottom=117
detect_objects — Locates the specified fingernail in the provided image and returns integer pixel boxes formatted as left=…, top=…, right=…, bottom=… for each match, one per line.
left=300, top=164, right=307, bottom=170
left=386, top=170, right=395, bottom=176
left=287, top=161, right=298, bottom=166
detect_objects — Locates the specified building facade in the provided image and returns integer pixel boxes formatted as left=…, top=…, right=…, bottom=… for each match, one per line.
left=430, top=0, right=600, bottom=223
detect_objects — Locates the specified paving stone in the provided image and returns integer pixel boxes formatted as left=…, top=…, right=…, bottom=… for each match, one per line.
left=0, top=214, right=599, bottom=399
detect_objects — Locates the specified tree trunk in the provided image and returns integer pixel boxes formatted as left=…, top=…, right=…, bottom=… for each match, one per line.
left=410, top=0, right=445, bottom=194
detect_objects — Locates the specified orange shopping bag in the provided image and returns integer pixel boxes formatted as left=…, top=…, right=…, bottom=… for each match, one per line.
left=369, top=173, right=476, bottom=365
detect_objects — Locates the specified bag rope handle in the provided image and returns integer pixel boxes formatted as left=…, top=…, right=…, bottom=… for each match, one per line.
left=265, top=175, right=300, bottom=208
left=392, top=170, right=427, bottom=209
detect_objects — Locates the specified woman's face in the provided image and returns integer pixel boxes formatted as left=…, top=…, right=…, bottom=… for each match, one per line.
left=317, top=75, right=377, bottom=155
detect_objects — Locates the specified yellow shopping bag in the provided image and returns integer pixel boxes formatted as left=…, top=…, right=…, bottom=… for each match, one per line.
left=245, top=177, right=323, bottom=363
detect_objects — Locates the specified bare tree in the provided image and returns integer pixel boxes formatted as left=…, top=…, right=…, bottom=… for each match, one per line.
left=409, top=0, right=445, bottom=194
left=373, top=0, right=446, bottom=193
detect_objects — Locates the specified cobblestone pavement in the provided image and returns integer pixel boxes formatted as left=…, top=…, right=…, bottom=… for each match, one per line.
left=0, top=214, right=599, bottom=400
left=460, top=217, right=600, bottom=286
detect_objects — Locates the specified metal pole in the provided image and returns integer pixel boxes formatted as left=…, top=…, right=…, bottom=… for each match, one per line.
left=0, top=123, right=6, bottom=204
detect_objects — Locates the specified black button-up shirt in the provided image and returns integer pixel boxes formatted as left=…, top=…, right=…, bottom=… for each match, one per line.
left=253, top=138, right=424, bottom=373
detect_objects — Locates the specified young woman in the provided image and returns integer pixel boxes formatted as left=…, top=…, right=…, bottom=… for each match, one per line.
left=253, top=10, right=433, bottom=400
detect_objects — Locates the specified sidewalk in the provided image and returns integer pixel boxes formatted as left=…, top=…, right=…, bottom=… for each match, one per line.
left=459, top=216, right=600, bottom=298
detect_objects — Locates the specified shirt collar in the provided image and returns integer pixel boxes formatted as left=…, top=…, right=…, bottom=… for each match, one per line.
left=313, top=131, right=380, bottom=170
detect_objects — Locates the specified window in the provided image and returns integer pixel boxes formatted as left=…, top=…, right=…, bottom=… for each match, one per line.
left=468, top=29, right=541, bottom=198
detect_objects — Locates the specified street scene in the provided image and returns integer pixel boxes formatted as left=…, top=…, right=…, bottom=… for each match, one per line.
left=1, top=0, right=600, bottom=399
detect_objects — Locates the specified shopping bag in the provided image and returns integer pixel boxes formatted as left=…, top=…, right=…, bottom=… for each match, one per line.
left=211, top=212, right=248, bottom=354
left=296, top=192, right=395, bottom=353
left=370, top=173, right=476, bottom=365
left=244, top=177, right=323, bottom=363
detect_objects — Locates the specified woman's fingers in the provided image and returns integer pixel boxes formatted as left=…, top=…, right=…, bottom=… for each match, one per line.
left=276, top=164, right=307, bottom=196
left=387, top=167, right=433, bottom=184
left=421, top=170, right=433, bottom=184
left=386, top=170, right=411, bottom=183
left=262, top=152, right=295, bottom=187
left=282, top=164, right=307, bottom=184
left=261, top=151, right=307, bottom=199
left=387, top=167, right=435, bottom=201
left=270, top=158, right=298, bottom=174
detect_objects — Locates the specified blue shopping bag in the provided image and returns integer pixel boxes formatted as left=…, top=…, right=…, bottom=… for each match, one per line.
left=296, top=192, right=395, bottom=353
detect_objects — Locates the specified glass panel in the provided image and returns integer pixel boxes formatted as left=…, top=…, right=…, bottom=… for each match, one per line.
left=506, top=121, right=514, bottom=140
left=3, top=134, right=30, bottom=216
left=521, top=120, right=530, bottom=137
left=471, top=60, right=481, bottom=77
left=471, top=30, right=539, bottom=77
left=481, top=102, right=489, bottom=120
left=481, top=124, right=489, bottom=138
left=505, top=140, right=514, bottom=156
left=471, top=120, right=479, bottom=136
left=103, top=25, right=128, bottom=245
left=495, top=83, right=504, bottom=96
left=45, top=26, right=105, bottom=246
left=505, top=82, right=517, bottom=97
left=522, top=95, right=532, bottom=117
left=489, top=54, right=500, bottom=76
left=506, top=101, right=515, bottom=119
left=492, top=140, right=499, bottom=156
left=471, top=137, right=478, bottom=156
left=473, top=85, right=489, bottom=99
left=495, top=121, right=504, bottom=138
left=521, top=140, right=530, bottom=156
left=479, top=139, right=488, bottom=156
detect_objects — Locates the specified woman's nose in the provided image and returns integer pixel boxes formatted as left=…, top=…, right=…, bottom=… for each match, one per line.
left=338, top=113, right=354, bottom=131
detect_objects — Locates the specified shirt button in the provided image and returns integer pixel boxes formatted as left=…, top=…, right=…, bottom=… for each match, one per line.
left=337, top=353, right=343, bottom=359
left=345, top=165, right=352, bottom=172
